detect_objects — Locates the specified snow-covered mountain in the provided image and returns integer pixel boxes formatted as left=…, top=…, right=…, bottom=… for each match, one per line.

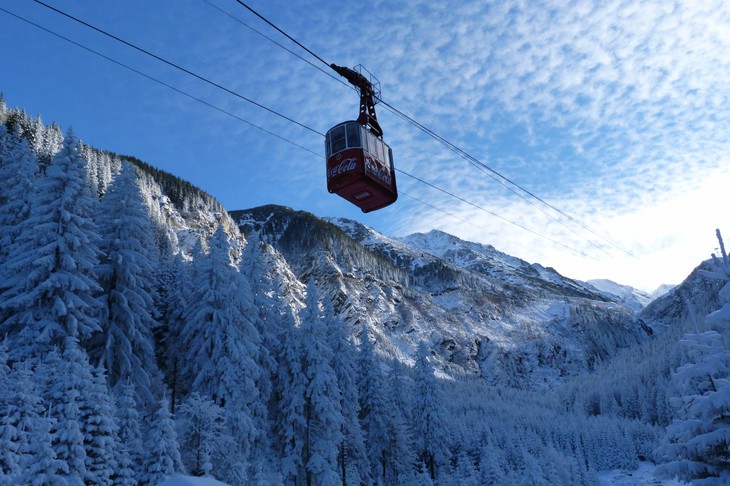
left=231, top=205, right=650, bottom=388
left=649, top=283, right=675, bottom=300
left=4, top=103, right=728, bottom=484
left=586, top=278, right=653, bottom=312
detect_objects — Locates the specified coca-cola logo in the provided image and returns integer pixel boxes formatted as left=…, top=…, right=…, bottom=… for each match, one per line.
left=364, top=157, right=392, bottom=186
left=328, top=157, right=358, bottom=178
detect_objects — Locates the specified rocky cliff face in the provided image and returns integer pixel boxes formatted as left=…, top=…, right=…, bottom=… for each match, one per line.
left=231, top=205, right=650, bottom=389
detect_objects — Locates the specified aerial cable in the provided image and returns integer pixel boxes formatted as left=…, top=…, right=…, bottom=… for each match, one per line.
left=204, top=0, right=344, bottom=86
left=379, top=100, right=617, bottom=258
left=232, top=0, right=331, bottom=68
left=397, top=168, right=598, bottom=260
left=31, top=0, right=324, bottom=137
left=3, top=4, right=599, bottom=260
left=399, top=191, right=552, bottom=261
left=0, top=6, right=321, bottom=159
left=232, top=0, right=635, bottom=259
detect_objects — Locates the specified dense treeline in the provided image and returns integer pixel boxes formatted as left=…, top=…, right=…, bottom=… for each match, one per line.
left=1, top=101, right=728, bottom=484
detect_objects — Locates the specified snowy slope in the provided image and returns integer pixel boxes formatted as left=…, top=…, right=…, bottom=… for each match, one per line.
left=587, top=278, right=653, bottom=312
left=232, top=206, right=649, bottom=388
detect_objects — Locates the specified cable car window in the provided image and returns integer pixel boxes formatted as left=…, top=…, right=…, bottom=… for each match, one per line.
left=374, top=137, right=383, bottom=162
left=346, top=123, right=361, bottom=148
left=331, top=126, right=346, bottom=153
left=367, top=132, right=376, bottom=158
left=325, top=133, right=331, bottom=158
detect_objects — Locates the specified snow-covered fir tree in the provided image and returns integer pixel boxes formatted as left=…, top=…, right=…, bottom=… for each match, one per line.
left=40, top=342, right=89, bottom=485
left=0, top=124, right=37, bottom=271
left=79, top=366, right=120, bottom=485
left=412, top=341, right=448, bottom=482
left=141, top=396, right=184, bottom=485
left=113, top=380, right=142, bottom=485
left=298, top=280, right=344, bottom=485
left=0, top=128, right=101, bottom=358
left=90, top=161, right=161, bottom=405
left=358, top=327, right=394, bottom=484
left=273, top=312, right=308, bottom=484
left=323, top=298, right=371, bottom=486
left=178, top=225, right=264, bottom=481
left=656, top=229, right=730, bottom=484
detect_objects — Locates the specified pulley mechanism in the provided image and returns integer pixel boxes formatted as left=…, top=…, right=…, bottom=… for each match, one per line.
left=330, top=64, right=383, bottom=138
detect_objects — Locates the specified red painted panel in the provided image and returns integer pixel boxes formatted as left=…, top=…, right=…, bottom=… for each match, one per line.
left=326, top=147, right=397, bottom=212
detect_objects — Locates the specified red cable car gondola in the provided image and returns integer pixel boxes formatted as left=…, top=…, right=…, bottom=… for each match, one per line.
left=325, top=64, right=397, bottom=212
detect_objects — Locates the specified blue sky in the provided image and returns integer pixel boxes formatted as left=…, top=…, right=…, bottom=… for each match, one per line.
left=1, top=0, right=729, bottom=292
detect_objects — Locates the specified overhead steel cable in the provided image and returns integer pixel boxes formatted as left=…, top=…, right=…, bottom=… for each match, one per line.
left=397, top=169, right=597, bottom=260
left=203, top=0, right=341, bottom=85
left=232, top=0, right=331, bottom=68
left=379, top=99, right=635, bottom=258
left=0, top=6, right=322, bottom=159
left=9, top=3, right=600, bottom=260
left=30, top=0, right=324, bottom=137
left=231, top=0, right=636, bottom=259
left=398, top=191, right=552, bottom=261
left=379, top=100, right=620, bottom=259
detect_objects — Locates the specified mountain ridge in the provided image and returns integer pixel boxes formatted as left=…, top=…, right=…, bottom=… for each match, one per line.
left=231, top=204, right=650, bottom=388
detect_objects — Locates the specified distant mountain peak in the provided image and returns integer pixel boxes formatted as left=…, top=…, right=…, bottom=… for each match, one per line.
left=586, top=279, right=652, bottom=312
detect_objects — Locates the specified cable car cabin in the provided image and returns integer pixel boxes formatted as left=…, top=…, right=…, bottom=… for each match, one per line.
left=325, top=121, right=397, bottom=212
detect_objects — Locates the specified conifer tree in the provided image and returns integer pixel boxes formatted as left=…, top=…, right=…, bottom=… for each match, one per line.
left=91, top=161, right=161, bottom=405
left=80, top=367, right=119, bottom=485
left=41, top=341, right=93, bottom=485
left=274, top=317, right=307, bottom=484
left=239, top=232, right=283, bottom=480
left=179, top=225, right=263, bottom=471
left=298, top=281, right=343, bottom=485
left=357, top=326, right=394, bottom=483
left=3, top=360, right=60, bottom=483
left=323, top=298, right=370, bottom=486
left=141, top=397, right=183, bottom=485
left=158, top=252, right=194, bottom=413
left=0, top=125, right=37, bottom=268
left=114, top=380, right=144, bottom=482
left=655, top=229, right=730, bottom=484
left=412, top=341, right=447, bottom=482
left=0, top=340, right=20, bottom=482
left=0, top=128, right=101, bottom=359
left=16, top=405, right=68, bottom=486
left=384, top=359, right=416, bottom=484
left=655, top=329, right=730, bottom=483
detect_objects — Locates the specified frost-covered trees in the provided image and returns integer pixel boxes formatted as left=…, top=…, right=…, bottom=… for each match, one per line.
left=91, top=161, right=161, bottom=404
left=176, top=392, right=231, bottom=478
left=358, top=327, right=394, bottom=484
left=274, top=319, right=307, bottom=483
left=141, top=397, right=183, bottom=485
left=1, top=128, right=101, bottom=358
left=412, top=341, right=447, bottom=482
left=656, top=229, right=730, bottom=484
left=272, top=281, right=345, bottom=485
left=655, top=330, right=730, bottom=483
left=0, top=125, right=37, bottom=270
left=178, top=225, right=264, bottom=477
left=323, top=298, right=370, bottom=486
left=114, top=381, right=143, bottom=485
left=298, top=281, right=343, bottom=485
